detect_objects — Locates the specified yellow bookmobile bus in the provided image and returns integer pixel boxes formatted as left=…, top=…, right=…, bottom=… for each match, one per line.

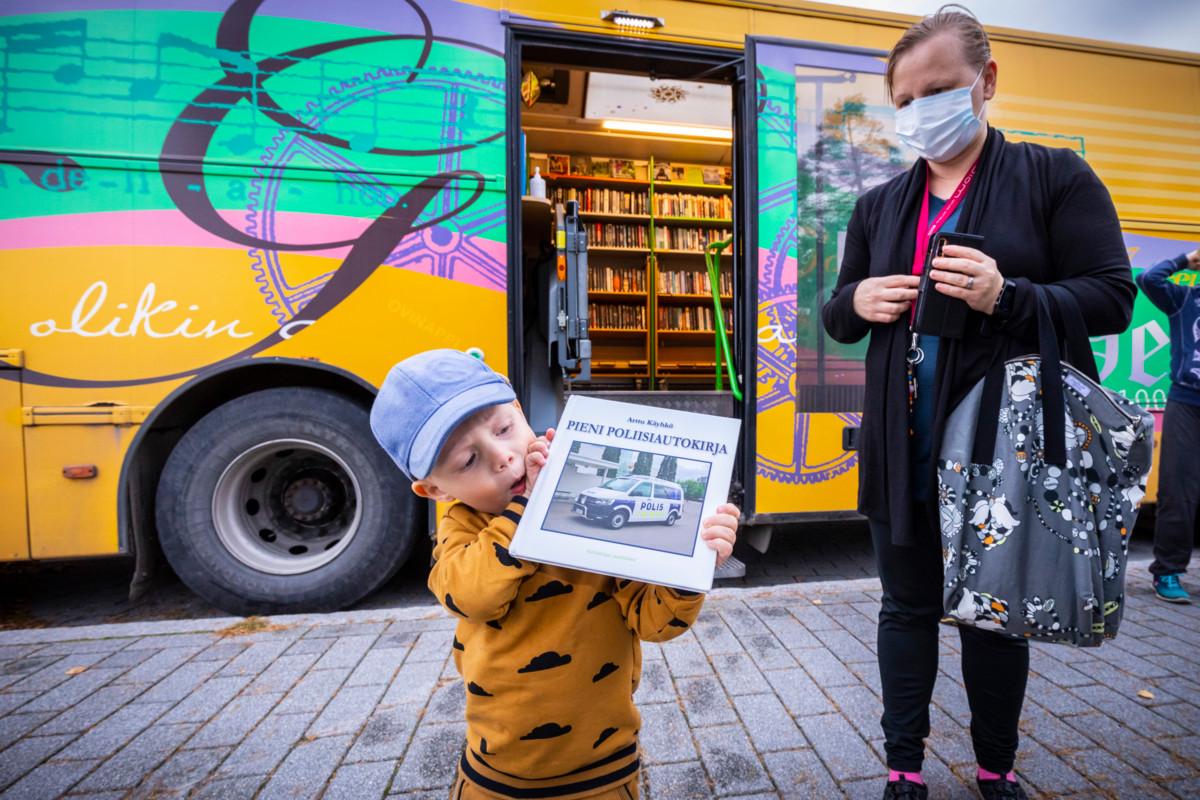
left=1, top=1, right=1197, bottom=613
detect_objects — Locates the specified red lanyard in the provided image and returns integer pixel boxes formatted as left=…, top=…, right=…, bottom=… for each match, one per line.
left=911, top=160, right=978, bottom=278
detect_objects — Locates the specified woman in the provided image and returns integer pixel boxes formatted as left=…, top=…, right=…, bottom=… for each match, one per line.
left=820, top=6, right=1135, bottom=800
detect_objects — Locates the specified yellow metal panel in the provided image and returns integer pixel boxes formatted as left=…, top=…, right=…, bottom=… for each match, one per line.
left=0, top=350, right=23, bottom=368
left=25, top=424, right=134, bottom=558
left=0, top=374, right=29, bottom=560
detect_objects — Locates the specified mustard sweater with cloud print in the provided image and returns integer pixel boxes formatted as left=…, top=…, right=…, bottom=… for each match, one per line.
left=429, top=496, right=705, bottom=798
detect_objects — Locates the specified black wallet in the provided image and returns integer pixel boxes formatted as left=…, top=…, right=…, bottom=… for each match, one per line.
left=912, top=231, right=983, bottom=339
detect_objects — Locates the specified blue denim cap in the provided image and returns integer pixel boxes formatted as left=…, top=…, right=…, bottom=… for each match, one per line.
left=370, top=349, right=516, bottom=480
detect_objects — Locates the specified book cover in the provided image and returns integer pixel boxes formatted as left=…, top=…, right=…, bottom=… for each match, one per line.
left=547, top=154, right=570, bottom=175
left=610, top=159, right=635, bottom=179
left=509, top=396, right=741, bottom=593
left=653, top=162, right=673, bottom=182
left=701, top=166, right=723, bottom=185
left=570, top=155, right=591, bottom=176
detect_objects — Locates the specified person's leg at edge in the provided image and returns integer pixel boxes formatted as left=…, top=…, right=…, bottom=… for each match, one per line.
left=1151, top=400, right=1200, bottom=599
left=870, top=508, right=945, bottom=777
left=959, top=623, right=1029, bottom=779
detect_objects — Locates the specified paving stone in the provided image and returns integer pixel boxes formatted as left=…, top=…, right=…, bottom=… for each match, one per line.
left=930, top=674, right=971, bottom=720
left=711, top=653, right=770, bottom=697
left=159, top=675, right=253, bottom=724
left=731, top=692, right=805, bottom=753
left=36, top=639, right=129, bottom=656
left=191, top=641, right=249, bottom=662
left=0, top=655, right=61, bottom=677
left=661, top=635, right=713, bottom=679
left=274, top=667, right=350, bottom=715
left=693, top=724, right=771, bottom=796
left=797, top=713, right=884, bottom=782
left=827, top=684, right=884, bottom=741
left=423, top=680, right=466, bottom=724
left=0, top=692, right=36, bottom=716
left=347, top=648, right=407, bottom=687
left=325, top=760, right=396, bottom=800
left=0, top=733, right=74, bottom=791
left=390, top=722, right=465, bottom=792
left=1013, top=739, right=1092, bottom=796
left=1028, top=649, right=1096, bottom=688
left=216, top=710, right=314, bottom=777
left=139, top=660, right=226, bottom=705
left=762, top=749, right=839, bottom=799
left=0, top=754, right=95, bottom=798
left=639, top=702, right=697, bottom=764
left=308, top=622, right=389, bottom=639
left=690, top=617, right=744, bottom=656
left=764, top=668, right=833, bottom=717
left=186, top=692, right=280, bottom=749
left=30, top=684, right=142, bottom=736
left=244, top=652, right=320, bottom=696
left=189, top=774, right=267, bottom=799
left=1024, top=674, right=1092, bottom=716
left=645, top=760, right=712, bottom=799
left=1063, top=709, right=1194, bottom=780
left=374, top=628, right=418, bottom=651
left=19, top=667, right=125, bottom=714
left=5, top=656, right=91, bottom=695
left=677, top=676, right=738, bottom=727
left=740, top=633, right=797, bottom=672
left=346, top=705, right=419, bottom=763
left=127, top=745, right=229, bottom=800
left=845, top=661, right=883, bottom=697
left=438, top=659, right=458, bottom=681
left=634, top=660, right=676, bottom=705
left=112, top=648, right=199, bottom=686
left=794, top=646, right=858, bottom=687
left=313, top=635, right=377, bottom=671
left=218, top=639, right=293, bottom=678
left=926, top=707, right=974, bottom=767
left=55, top=701, right=170, bottom=761
left=1060, top=746, right=1174, bottom=800
left=720, top=605, right=775, bottom=639
left=0, top=712, right=56, bottom=751
left=750, top=607, right=820, bottom=650
left=812, top=628, right=876, bottom=664
left=257, top=733, right=352, bottom=800
left=284, top=636, right=337, bottom=657
left=788, top=603, right=842, bottom=632
left=1071, top=683, right=1189, bottom=738
left=308, top=683, right=386, bottom=737
left=381, top=660, right=443, bottom=708
left=74, top=721, right=199, bottom=791
left=405, top=630, right=453, bottom=663
left=122, top=634, right=217, bottom=652
left=920, top=755, right=977, bottom=800
left=93, top=648, right=159, bottom=671
left=1019, top=702, right=1088, bottom=754
left=1164, top=775, right=1200, bottom=797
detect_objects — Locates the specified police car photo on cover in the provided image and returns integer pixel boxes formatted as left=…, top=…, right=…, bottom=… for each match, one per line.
left=510, top=396, right=740, bottom=592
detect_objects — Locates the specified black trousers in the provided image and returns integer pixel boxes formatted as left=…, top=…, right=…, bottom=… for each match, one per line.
left=1151, top=399, right=1200, bottom=577
left=870, top=510, right=1029, bottom=774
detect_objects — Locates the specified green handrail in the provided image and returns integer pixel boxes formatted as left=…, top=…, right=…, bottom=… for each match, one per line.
left=705, top=237, right=742, bottom=401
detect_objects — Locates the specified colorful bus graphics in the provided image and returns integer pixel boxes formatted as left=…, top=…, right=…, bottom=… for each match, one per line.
left=1, top=0, right=1196, bottom=612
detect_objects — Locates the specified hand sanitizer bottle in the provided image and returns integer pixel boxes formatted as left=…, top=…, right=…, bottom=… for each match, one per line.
left=529, top=166, right=546, bottom=199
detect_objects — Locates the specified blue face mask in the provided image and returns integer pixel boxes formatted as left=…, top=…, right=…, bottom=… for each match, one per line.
left=895, top=69, right=985, bottom=163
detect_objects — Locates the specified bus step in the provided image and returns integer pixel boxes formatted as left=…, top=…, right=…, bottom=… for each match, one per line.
left=568, top=390, right=736, bottom=418
left=714, top=555, right=746, bottom=580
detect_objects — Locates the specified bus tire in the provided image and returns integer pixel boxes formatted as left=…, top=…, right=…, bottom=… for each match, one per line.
left=609, top=508, right=630, bottom=530
left=155, top=387, right=416, bottom=616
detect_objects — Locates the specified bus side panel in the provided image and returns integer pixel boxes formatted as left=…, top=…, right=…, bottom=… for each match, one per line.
left=0, top=2, right=509, bottom=559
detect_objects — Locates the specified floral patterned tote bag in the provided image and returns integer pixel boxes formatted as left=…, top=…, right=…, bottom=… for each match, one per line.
left=937, top=287, right=1154, bottom=646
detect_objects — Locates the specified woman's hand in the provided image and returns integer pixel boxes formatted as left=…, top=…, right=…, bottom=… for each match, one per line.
left=523, top=428, right=555, bottom=496
left=929, top=244, right=1005, bottom=314
left=700, top=503, right=740, bottom=567
left=852, top=275, right=921, bottom=324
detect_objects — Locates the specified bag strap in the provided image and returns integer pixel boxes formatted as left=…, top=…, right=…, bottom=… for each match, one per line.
left=1041, top=284, right=1101, bottom=383
left=971, top=286, right=1068, bottom=467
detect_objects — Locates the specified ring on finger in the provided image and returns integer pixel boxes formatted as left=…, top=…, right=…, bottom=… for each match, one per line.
left=966, top=275, right=975, bottom=290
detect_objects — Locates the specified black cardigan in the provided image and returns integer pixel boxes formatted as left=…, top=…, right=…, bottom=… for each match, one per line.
left=821, top=127, right=1135, bottom=546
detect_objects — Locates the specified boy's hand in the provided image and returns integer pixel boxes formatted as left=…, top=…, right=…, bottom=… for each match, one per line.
left=523, top=428, right=555, bottom=497
left=701, top=503, right=740, bottom=567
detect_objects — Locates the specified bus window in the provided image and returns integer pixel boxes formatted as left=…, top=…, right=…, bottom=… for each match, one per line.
left=793, top=63, right=912, bottom=411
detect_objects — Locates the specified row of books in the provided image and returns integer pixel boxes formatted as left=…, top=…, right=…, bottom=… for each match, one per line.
left=657, top=306, right=734, bottom=333
left=589, top=304, right=647, bottom=331
left=589, top=223, right=648, bottom=250
left=653, top=193, right=733, bottom=221
left=653, top=227, right=728, bottom=253
left=657, top=269, right=733, bottom=296
left=551, top=187, right=648, bottom=216
left=590, top=265, right=647, bottom=293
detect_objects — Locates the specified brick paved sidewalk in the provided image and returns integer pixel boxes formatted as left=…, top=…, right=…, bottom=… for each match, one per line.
left=0, top=561, right=1197, bottom=800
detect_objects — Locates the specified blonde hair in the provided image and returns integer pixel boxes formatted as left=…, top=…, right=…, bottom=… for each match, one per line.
left=885, top=4, right=991, bottom=100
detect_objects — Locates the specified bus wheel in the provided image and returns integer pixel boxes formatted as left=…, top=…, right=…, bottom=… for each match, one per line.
left=609, top=508, right=630, bottom=530
left=666, top=511, right=679, bottom=527
left=155, top=387, right=416, bottom=616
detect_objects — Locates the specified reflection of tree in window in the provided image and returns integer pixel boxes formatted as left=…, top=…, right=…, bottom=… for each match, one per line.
left=633, top=451, right=654, bottom=476
left=630, top=482, right=652, bottom=497
left=657, top=455, right=678, bottom=482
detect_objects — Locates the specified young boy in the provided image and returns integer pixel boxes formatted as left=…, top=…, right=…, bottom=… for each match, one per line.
left=371, top=349, right=739, bottom=799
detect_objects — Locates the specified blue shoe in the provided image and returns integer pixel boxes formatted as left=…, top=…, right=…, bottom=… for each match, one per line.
left=1154, top=574, right=1191, bottom=604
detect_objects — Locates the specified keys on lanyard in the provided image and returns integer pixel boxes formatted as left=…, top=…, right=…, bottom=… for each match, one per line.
left=906, top=331, right=924, bottom=415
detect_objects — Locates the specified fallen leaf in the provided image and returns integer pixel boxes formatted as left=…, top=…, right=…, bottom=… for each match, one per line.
left=812, top=598, right=823, bottom=606
left=1137, top=689, right=1154, bottom=700
left=65, top=666, right=87, bottom=676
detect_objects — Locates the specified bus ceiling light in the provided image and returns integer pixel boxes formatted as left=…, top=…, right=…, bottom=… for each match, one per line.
left=601, top=10, right=664, bottom=30
left=601, top=119, right=733, bottom=141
